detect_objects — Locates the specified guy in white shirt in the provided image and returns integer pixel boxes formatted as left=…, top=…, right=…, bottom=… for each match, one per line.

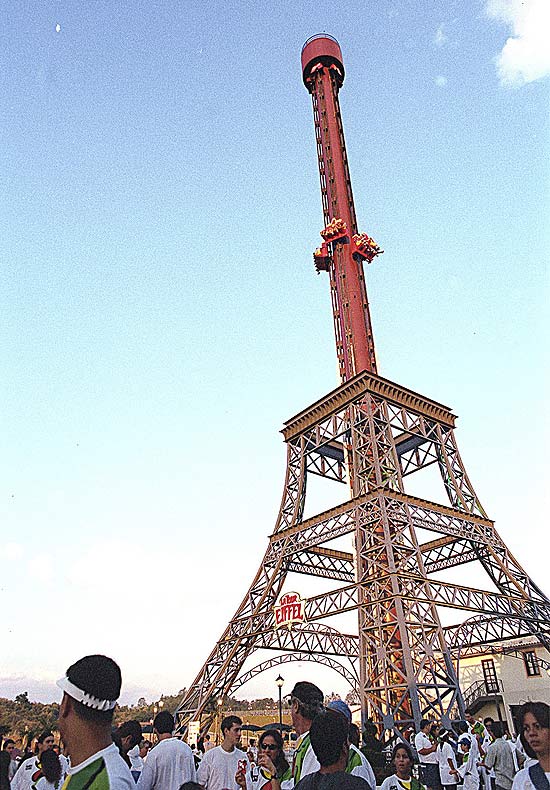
left=137, top=711, right=196, bottom=790
left=197, top=715, right=248, bottom=790
left=414, top=719, right=441, bottom=790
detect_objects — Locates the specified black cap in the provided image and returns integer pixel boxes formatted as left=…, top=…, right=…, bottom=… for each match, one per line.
left=289, top=681, right=324, bottom=705
left=67, top=654, right=121, bottom=703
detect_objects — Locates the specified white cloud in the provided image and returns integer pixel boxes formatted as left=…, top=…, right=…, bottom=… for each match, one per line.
left=0, top=542, right=23, bottom=561
left=435, top=75, right=448, bottom=87
left=434, top=25, right=448, bottom=47
left=486, top=0, right=550, bottom=86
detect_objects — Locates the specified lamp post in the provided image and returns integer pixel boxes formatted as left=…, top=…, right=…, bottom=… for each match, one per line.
left=152, top=705, right=158, bottom=744
left=276, top=675, right=284, bottom=730
left=216, top=697, right=223, bottom=745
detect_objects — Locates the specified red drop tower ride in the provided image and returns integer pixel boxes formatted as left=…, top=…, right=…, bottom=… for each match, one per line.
left=302, top=34, right=382, bottom=382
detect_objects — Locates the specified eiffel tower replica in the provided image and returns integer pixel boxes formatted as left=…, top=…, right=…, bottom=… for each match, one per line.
left=174, top=35, right=550, bottom=738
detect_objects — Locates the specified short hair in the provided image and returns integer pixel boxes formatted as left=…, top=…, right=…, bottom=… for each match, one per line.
left=37, top=732, right=53, bottom=744
left=153, top=711, right=174, bottom=735
left=221, top=715, right=242, bottom=735
left=66, top=655, right=121, bottom=724
left=39, top=749, right=62, bottom=784
left=179, top=784, right=203, bottom=790
left=349, top=723, right=360, bottom=747
left=310, top=708, right=349, bottom=767
left=2, top=739, right=15, bottom=750
left=118, top=720, right=142, bottom=747
left=490, top=721, right=504, bottom=739
left=392, top=742, right=414, bottom=763
left=454, top=720, right=468, bottom=734
left=419, top=719, right=431, bottom=730
left=483, top=717, right=494, bottom=725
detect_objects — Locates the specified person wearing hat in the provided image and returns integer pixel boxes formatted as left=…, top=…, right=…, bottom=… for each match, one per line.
left=327, top=700, right=376, bottom=790
left=288, top=682, right=325, bottom=784
left=436, top=729, right=458, bottom=790
left=57, top=654, right=134, bottom=789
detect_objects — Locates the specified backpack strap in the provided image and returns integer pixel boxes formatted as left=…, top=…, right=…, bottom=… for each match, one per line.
left=528, top=763, right=550, bottom=790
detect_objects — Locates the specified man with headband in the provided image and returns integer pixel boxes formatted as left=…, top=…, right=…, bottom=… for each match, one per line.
left=57, top=654, right=134, bottom=788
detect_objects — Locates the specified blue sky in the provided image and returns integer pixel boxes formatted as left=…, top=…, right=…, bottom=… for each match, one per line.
left=1, top=0, right=549, bottom=705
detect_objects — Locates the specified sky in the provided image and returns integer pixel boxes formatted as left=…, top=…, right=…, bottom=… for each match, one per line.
left=1, top=0, right=549, bottom=707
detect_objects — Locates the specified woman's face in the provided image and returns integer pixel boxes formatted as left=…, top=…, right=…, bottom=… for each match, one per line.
left=523, top=712, right=550, bottom=757
left=394, top=747, right=412, bottom=775
left=259, top=736, right=279, bottom=759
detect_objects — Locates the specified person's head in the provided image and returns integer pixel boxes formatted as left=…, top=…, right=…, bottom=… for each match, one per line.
left=430, top=723, right=441, bottom=739
left=179, top=784, right=203, bottom=790
left=52, top=744, right=61, bottom=755
left=454, top=720, right=468, bottom=735
left=392, top=742, right=414, bottom=778
left=439, top=729, right=451, bottom=743
left=2, top=739, right=15, bottom=756
left=420, top=719, right=432, bottom=734
left=57, top=654, right=122, bottom=748
left=37, top=732, right=55, bottom=754
left=139, top=739, right=151, bottom=758
left=465, top=712, right=475, bottom=725
left=459, top=736, right=471, bottom=753
left=310, top=708, right=349, bottom=769
left=258, top=729, right=289, bottom=775
left=490, top=721, right=504, bottom=739
left=249, top=739, right=256, bottom=748
left=153, top=711, right=174, bottom=736
left=118, top=720, right=143, bottom=753
left=39, top=748, right=62, bottom=784
left=349, top=723, right=360, bottom=748
left=0, top=751, right=10, bottom=783
left=484, top=717, right=494, bottom=730
left=288, top=682, right=324, bottom=733
left=518, top=702, right=550, bottom=760
left=221, top=716, right=242, bottom=749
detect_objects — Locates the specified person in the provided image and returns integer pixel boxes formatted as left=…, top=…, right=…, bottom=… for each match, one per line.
left=2, top=740, right=18, bottom=782
left=139, top=741, right=151, bottom=762
left=415, top=720, right=441, bottom=790
left=248, top=740, right=258, bottom=764
left=287, top=682, right=325, bottom=784
left=179, top=783, right=203, bottom=790
left=136, top=711, right=195, bottom=790
left=511, top=702, right=550, bottom=790
left=29, top=748, right=66, bottom=789
left=12, top=733, right=67, bottom=790
left=483, top=722, right=516, bottom=790
left=326, top=700, right=376, bottom=789
left=467, top=716, right=489, bottom=758
left=56, top=653, right=135, bottom=789
left=380, top=741, right=426, bottom=790
left=196, top=715, right=248, bottom=790
left=0, top=750, right=11, bottom=790
left=294, top=708, right=370, bottom=789
left=452, top=736, right=479, bottom=790
left=115, top=721, right=143, bottom=771
left=236, top=729, right=292, bottom=790
left=437, top=729, right=458, bottom=790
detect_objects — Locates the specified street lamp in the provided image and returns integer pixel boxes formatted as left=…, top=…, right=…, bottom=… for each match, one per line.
left=152, top=705, right=158, bottom=744
left=276, top=675, right=284, bottom=730
left=216, top=697, right=223, bottom=745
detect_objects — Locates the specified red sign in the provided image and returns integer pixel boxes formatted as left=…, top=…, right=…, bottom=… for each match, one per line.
left=273, top=591, right=306, bottom=630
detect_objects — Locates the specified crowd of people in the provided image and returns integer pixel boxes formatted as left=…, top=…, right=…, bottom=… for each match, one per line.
left=0, top=654, right=548, bottom=790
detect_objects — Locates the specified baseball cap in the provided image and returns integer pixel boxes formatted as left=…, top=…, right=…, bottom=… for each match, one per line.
left=327, top=699, right=352, bottom=722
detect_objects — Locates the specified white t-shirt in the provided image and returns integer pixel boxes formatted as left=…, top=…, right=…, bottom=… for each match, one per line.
left=380, top=774, right=416, bottom=790
left=64, top=743, right=134, bottom=789
left=128, top=745, right=144, bottom=773
left=437, top=742, right=457, bottom=785
left=348, top=743, right=376, bottom=790
left=196, top=745, right=248, bottom=790
left=415, top=732, right=438, bottom=764
left=136, top=737, right=196, bottom=790
left=12, top=755, right=69, bottom=790
left=512, top=765, right=550, bottom=790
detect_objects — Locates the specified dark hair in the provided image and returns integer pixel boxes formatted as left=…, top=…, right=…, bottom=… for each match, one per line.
left=40, top=749, right=62, bottom=785
left=491, top=721, right=504, bottom=739
left=2, top=740, right=15, bottom=750
left=221, top=715, right=242, bottom=735
left=483, top=717, right=494, bottom=726
left=66, top=655, right=121, bottom=724
left=37, top=732, right=53, bottom=744
left=310, top=709, right=349, bottom=767
left=392, top=742, right=414, bottom=763
left=293, top=697, right=324, bottom=724
left=0, top=751, right=10, bottom=790
left=349, top=723, right=360, bottom=748
left=154, top=711, right=174, bottom=735
left=258, top=730, right=290, bottom=777
left=454, top=720, right=468, bottom=735
left=518, top=702, right=549, bottom=759
left=118, top=720, right=143, bottom=748
left=419, top=719, right=431, bottom=731
left=179, top=784, right=203, bottom=790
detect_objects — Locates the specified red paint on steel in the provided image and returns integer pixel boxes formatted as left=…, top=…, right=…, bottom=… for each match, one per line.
left=302, top=35, right=378, bottom=380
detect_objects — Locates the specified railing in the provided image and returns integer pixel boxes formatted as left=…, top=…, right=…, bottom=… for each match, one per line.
left=463, top=677, right=503, bottom=710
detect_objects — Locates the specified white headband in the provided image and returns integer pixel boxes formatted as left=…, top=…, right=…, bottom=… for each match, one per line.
left=57, top=675, right=118, bottom=711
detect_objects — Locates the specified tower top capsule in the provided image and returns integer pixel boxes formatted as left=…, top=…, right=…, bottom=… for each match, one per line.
left=301, top=34, right=345, bottom=92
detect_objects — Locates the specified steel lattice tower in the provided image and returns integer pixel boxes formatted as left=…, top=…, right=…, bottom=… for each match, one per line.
left=174, top=36, right=550, bottom=738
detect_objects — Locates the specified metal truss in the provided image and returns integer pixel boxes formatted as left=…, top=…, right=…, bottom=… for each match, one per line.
left=174, top=370, right=550, bottom=738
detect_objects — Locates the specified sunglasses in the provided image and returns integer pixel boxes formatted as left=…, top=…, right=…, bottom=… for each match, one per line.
left=260, top=744, right=278, bottom=751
